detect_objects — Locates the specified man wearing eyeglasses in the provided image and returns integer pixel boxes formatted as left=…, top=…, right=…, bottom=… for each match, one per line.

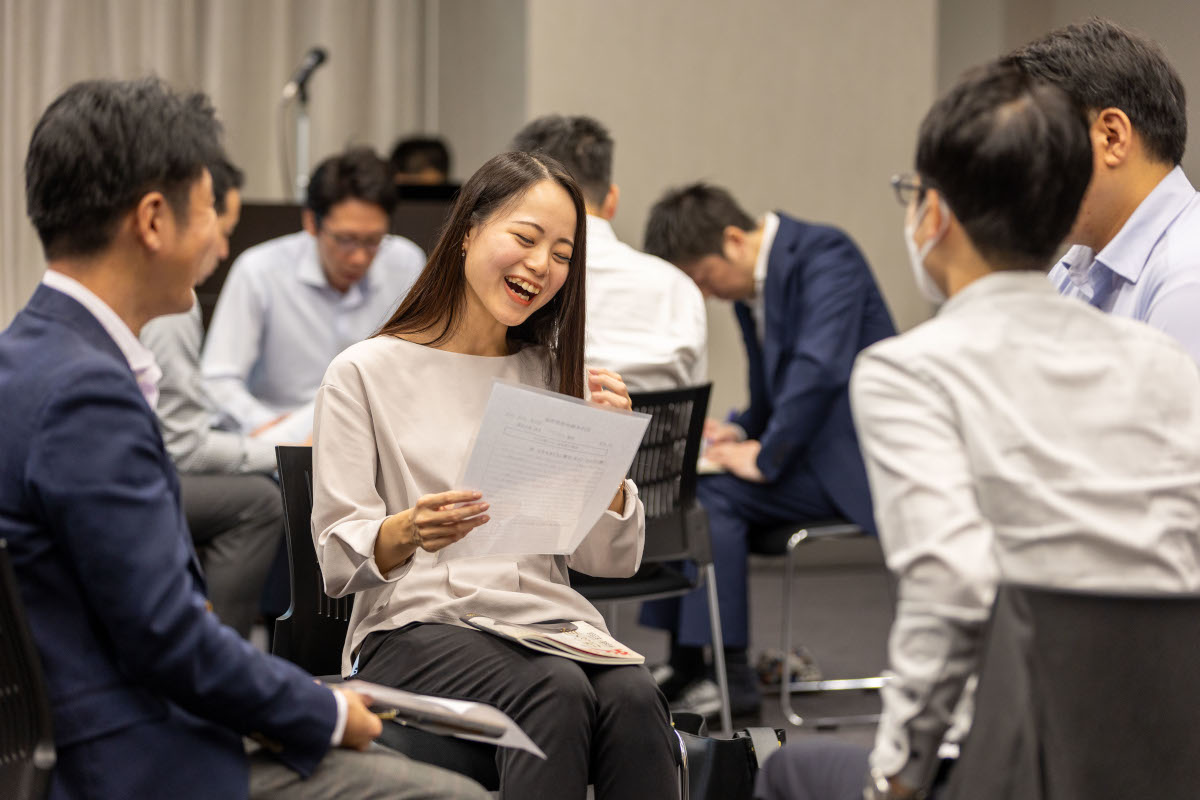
left=756, top=58, right=1200, bottom=800
left=202, top=146, right=424, bottom=437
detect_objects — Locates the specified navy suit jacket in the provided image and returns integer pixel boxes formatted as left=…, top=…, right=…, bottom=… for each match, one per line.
left=0, top=286, right=337, bottom=800
left=733, top=214, right=895, bottom=533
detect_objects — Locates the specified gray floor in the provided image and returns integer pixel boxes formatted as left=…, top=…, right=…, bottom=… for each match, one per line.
left=613, top=535, right=894, bottom=751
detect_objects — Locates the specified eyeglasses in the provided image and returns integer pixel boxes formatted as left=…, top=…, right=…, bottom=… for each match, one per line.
left=322, top=229, right=386, bottom=254
left=889, top=173, right=925, bottom=207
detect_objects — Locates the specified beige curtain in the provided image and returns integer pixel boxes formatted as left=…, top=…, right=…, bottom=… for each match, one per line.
left=1, top=0, right=424, bottom=324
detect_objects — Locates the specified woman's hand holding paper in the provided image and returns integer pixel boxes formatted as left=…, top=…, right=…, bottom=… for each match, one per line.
left=375, top=490, right=490, bottom=571
left=587, top=367, right=633, bottom=513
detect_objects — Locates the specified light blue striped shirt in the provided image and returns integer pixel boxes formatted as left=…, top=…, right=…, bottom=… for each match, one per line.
left=1048, top=166, right=1200, bottom=363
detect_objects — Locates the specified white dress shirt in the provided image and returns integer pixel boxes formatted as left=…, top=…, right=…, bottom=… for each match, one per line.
left=747, top=212, right=780, bottom=344
left=851, top=271, right=1200, bottom=788
left=1049, top=166, right=1200, bottom=363
left=583, top=216, right=707, bottom=391
left=41, top=270, right=161, bottom=409
left=201, top=231, right=425, bottom=431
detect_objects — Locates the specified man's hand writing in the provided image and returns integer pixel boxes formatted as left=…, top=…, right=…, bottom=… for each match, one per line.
left=705, top=440, right=766, bottom=483
left=703, top=418, right=742, bottom=445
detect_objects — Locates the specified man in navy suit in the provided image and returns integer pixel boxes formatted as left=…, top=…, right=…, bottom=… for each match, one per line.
left=639, top=183, right=895, bottom=715
left=0, top=78, right=485, bottom=800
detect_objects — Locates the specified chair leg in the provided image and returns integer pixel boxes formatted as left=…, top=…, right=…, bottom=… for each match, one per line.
left=780, top=529, right=886, bottom=730
left=703, top=563, right=733, bottom=736
left=674, top=729, right=690, bottom=800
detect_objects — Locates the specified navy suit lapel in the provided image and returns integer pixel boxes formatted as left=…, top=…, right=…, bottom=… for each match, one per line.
left=28, top=285, right=207, bottom=589
left=27, top=284, right=128, bottom=367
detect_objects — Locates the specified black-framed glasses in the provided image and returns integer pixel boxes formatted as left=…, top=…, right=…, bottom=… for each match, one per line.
left=889, top=173, right=924, bottom=207
left=322, top=229, right=386, bottom=254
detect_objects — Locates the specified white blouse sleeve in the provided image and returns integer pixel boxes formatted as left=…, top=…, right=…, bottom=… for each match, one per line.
left=311, top=373, right=414, bottom=596
left=566, top=478, right=645, bottom=577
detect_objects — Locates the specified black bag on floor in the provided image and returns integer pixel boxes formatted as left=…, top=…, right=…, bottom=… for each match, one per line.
left=675, top=717, right=785, bottom=800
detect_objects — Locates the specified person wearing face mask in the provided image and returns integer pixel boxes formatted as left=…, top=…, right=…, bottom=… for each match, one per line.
left=310, top=151, right=679, bottom=799
left=754, top=59, right=1200, bottom=800
left=638, top=182, right=895, bottom=717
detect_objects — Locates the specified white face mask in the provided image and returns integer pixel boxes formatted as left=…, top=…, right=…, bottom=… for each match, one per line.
left=904, top=195, right=949, bottom=304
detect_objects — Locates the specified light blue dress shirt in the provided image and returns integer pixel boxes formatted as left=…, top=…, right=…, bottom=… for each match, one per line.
left=201, top=230, right=425, bottom=432
left=1048, top=166, right=1200, bottom=363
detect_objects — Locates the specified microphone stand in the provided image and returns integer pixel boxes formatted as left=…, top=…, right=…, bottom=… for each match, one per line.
left=293, top=82, right=310, bottom=202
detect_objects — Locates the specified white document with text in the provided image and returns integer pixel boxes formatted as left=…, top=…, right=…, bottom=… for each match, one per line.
left=437, top=380, right=649, bottom=562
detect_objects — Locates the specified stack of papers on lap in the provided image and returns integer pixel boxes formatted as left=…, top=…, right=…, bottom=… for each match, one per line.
left=342, top=679, right=545, bottom=758
left=462, top=614, right=645, bottom=665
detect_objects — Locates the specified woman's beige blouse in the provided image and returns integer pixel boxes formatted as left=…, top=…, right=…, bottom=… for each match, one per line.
left=312, top=336, right=645, bottom=674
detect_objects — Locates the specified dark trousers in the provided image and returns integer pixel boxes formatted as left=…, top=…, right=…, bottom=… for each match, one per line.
left=355, top=623, right=678, bottom=800
left=640, top=468, right=836, bottom=648
left=180, top=473, right=283, bottom=637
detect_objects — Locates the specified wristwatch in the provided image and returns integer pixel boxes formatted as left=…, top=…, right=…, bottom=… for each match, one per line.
left=863, top=767, right=927, bottom=800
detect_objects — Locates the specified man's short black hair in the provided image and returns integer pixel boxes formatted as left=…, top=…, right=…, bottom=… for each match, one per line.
left=306, top=146, right=397, bottom=222
left=1008, top=17, right=1186, bottom=165
left=511, top=115, right=613, bottom=208
left=209, top=157, right=244, bottom=216
left=917, top=60, right=1093, bottom=271
left=643, top=183, right=756, bottom=265
left=25, top=77, right=223, bottom=260
left=388, top=136, right=451, bottom=179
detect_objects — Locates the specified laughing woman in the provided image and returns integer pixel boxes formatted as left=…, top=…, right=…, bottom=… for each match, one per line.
left=310, top=151, right=678, bottom=798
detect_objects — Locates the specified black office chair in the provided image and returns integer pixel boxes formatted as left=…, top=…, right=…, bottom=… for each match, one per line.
left=944, top=583, right=1200, bottom=800
left=748, top=520, right=888, bottom=729
left=568, top=384, right=734, bottom=735
left=0, top=539, right=56, bottom=800
left=272, top=445, right=501, bottom=790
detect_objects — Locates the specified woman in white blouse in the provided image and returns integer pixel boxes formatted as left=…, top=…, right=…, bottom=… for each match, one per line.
left=311, top=151, right=677, bottom=798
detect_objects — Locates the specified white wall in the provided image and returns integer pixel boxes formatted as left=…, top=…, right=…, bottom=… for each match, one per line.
left=524, top=0, right=938, bottom=414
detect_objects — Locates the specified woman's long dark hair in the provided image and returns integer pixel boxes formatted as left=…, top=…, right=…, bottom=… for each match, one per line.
left=375, top=151, right=587, bottom=398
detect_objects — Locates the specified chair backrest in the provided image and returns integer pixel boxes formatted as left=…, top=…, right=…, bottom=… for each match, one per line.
left=0, top=540, right=55, bottom=800
left=627, top=384, right=711, bottom=561
left=946, top=582, right=1200, bottom=800
left=273, top=445, right=354, bottom=677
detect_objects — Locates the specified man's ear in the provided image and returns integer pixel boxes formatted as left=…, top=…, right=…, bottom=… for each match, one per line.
left=1092, top=107, right=1133, bottom=168
left=722, top=225, right=747, bottom=259
left=922, top=189, right=946, bottom=236
left=302, top=209, right=318, bottom=236
left=133, top=191, right=170, bottom=252
left=599, top=184, right=619, bottom=220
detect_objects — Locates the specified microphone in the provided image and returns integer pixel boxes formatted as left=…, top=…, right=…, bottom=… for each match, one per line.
left=282, top=47, right=328, bottom=101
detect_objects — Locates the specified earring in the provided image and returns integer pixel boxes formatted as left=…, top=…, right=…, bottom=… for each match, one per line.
left=461, top=248, right=466, bottom=259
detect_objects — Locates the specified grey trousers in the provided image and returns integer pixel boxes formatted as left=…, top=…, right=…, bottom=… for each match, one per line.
left=755, top=740, right=952, bottom=800
left=355, top=623, right=679, bottom=800
left=181, top=472, right=282, bottom=637
left=754, top=738, right=869, bottom=800
left=249, top=743, right=490, bottom=800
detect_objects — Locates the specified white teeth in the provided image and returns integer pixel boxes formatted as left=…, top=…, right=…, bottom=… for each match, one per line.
left=506, top=277, right=540, bottom=296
